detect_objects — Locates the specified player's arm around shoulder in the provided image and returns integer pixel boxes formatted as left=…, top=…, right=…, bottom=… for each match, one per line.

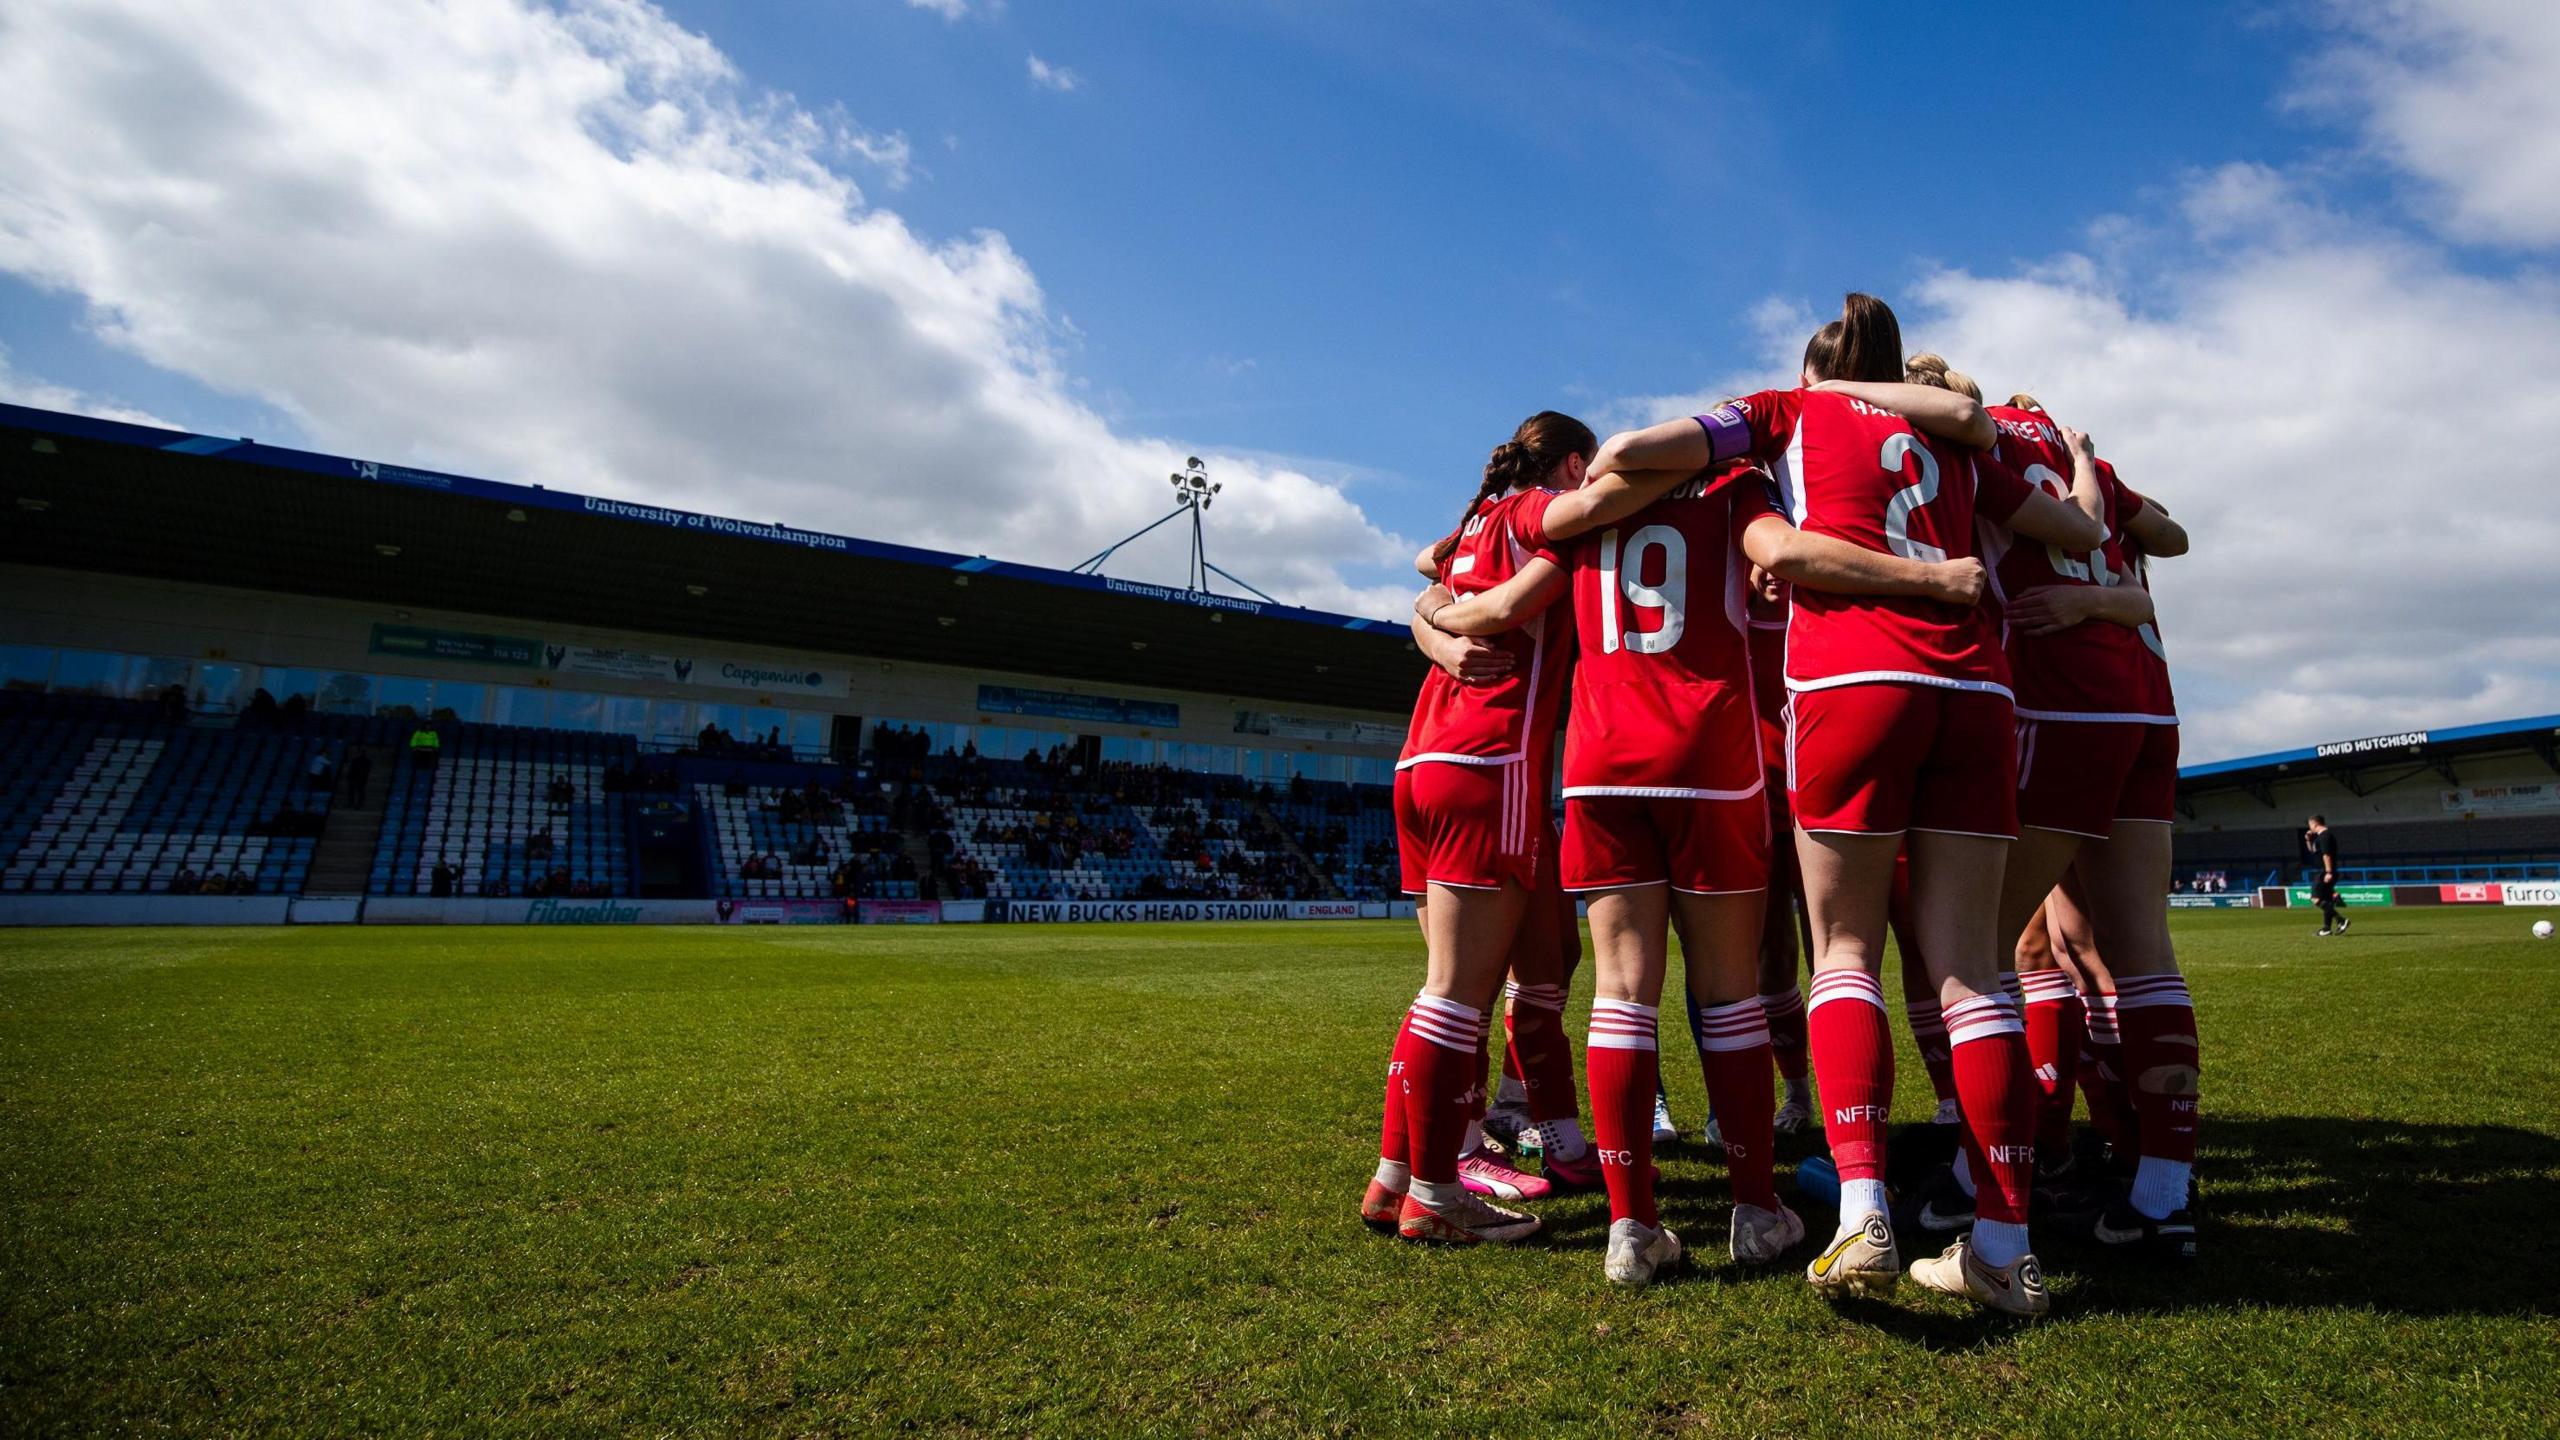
left=1739, top=511, right=1984, bottom=605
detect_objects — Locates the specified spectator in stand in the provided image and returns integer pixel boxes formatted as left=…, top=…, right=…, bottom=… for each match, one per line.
left=281, top=692, right=310, bottom=727
left=159, top=683, right=189, bottom=723
left=308, top=748, right=337, bottom=792
left=528, top=826, right=555, bottom=862
left=724, top=770, right=749, bottom=798
left=407, top=724, right=442, bottom=772
left=341, top=751, right=372, bottom=809
left=171, top=868, right=199, bottom=894
left=246, top=688, right=279, bottom=725
left=488, top=875, right=511, bottom=898
left=430, top=861, right=455, bottom=898
left=548, top=774, right=575, bottom=809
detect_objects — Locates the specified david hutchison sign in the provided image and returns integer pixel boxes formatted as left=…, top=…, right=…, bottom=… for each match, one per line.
left=2316, top=729, right=2430, bottom=758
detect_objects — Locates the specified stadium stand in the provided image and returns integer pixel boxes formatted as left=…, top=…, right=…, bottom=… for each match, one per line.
left=0, top=692, right=332, bottom=895
left=905, top=748, right=1376, bottom=901
left=698, top=779, right=916, bottom=900
left=372, top=726, right=637, bottom=897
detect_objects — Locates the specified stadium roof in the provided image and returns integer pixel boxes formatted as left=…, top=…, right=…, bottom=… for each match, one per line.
left=2177, top=713, right=2560, bottom=798
left=0, top=402, right=1424, bottom=717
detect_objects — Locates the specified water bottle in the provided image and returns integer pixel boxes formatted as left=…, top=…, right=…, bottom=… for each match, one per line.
left=1794, top=1153, right=1841, bottom=1210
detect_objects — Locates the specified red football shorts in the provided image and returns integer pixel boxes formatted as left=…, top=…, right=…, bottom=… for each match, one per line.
left=2015, top=719, right=2180, bottom=837
left=1787, top=683, right=2018, bottom=838
left=1395, top=759, right=1543, bottom=893
left=1561, top=788, right=1769, bottom=895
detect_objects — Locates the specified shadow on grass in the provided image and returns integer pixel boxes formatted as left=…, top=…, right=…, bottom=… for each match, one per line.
left=1728, top=1116, right=2560, bottom=1347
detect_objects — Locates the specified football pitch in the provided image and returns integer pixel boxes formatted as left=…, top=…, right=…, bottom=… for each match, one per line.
left=2, top=911, right=2555, bottom=1437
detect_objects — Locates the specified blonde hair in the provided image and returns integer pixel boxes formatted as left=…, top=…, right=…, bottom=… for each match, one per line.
left=2007, top=392, right=2045, bottom=412
left=1902, top=352, right=1982, bottom=401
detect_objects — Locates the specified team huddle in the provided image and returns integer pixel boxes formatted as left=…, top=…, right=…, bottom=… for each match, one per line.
left=1362, top=294, right=2200, bottom=1317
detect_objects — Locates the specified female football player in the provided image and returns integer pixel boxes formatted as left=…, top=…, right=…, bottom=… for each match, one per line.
left=1362, top=411, right=1596, bottom=1244
left=1580, top=294, right=2105, bottom=1315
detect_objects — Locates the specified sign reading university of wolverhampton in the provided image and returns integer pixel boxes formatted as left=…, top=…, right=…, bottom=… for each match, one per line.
left=544, top=645, right=850, bottom=698
left=977, top=685, right=1178, bottom=728
left=369, top=624, right=539, bottom=668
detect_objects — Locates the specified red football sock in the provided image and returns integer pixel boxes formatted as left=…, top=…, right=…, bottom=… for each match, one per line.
left=1808, top=969, right=1893, bottom=1183
left=1503, top=981, right=1579, bottom=1123
left=1694, top=997, right=1778, bottom=1209
left=1379, top=1010, right=1413, bottom=1167
left=1944, top=992, right=2037, bottom=1226
left=1905, top=997, right=1959, bottom=1106
left=1760, top=986, right=1809, bottom=1084
left=2020, top=968, right=2084, bottom=1151
left=2115, top=974, right=2201, bottom=1166
left=1397, top=993, right=1485, bottom=1185
left=1585, top=997, right=1660, bottom=1226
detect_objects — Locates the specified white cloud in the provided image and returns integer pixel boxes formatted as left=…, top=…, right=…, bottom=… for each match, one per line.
left=0, top=0, right=1408, bottom=618
left=2298, top=0, right=2560, bottom=247
left=1903, top=176, right=2560, bottom=760
left=905, top=0, right=970, bottom=20
left=0, top=347, right=173, bottom=428
left=1025, top=54, right=1080, bottom=93
left=1609, top=166, right=2560, bottom=763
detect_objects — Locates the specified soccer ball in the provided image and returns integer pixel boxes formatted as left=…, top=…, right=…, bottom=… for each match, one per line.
left=2536, top=920, right=2555, bottom=941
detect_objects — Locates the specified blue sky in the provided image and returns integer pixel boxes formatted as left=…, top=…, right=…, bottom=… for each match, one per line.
left=2, top=0, right=2558, bottom=759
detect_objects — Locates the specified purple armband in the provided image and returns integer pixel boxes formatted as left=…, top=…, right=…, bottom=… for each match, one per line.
left=1693, top=404, right=1750, bottom=464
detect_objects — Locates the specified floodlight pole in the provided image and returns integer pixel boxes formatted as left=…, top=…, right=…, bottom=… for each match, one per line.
left=1069, top=457, right=1277, bottom=604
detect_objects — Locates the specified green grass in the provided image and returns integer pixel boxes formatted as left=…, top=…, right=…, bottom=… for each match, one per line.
left=2, top=910, right=2557, bottom=1437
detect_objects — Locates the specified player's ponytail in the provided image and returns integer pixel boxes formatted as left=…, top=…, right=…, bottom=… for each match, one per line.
left=1801, top=291, right=1905, bottom=384
left=1433, top=410, right=1596, bottom=569
left=1904, top=352, right=1982, bottom=401
left=2007, top=392, right=2045, bottom=412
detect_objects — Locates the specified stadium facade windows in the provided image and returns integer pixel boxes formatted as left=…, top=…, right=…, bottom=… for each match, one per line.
left=0, top=644, right=56, bottom=691
left=193, top=663, right=245, bottom=712
left=493, top=686, right=550, bottom=727
left=49, top=649, right=129, bottom=696
left=0, top=638, right=1399, bottom=781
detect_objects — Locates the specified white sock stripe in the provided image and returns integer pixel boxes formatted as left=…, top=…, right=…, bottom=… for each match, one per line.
left=1808, top=971, right=1886, bottom=1014
left=1696, top=999, right=1772, bottom=1051
left=1758, top=987, right=1806, bottom=1017
left=1412, top=993, right=1484, bottom=1024
left=2113, top=984, right=2193, bottom=1012
left=1945, top=992, right=2024, bottom=1046
left=1507, top=983, right=1567, bottom=1011
left=2020, top=970, right=2080, bottom=1000
left=1587, top=1004, right=1660, bottom=1050
left=1408, top=1020, right=1481, bottom=1052
left=1903, top=1000, right=1949, bottom=1036
left=2115, top=975, right=2190, bottom=993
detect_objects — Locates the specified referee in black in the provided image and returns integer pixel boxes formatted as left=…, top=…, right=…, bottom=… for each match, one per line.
left=2304, top=815, right=2348, bottom=936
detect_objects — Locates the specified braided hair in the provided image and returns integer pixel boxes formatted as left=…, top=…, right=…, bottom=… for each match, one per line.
left=1431, top=410, right=1597, bottom=570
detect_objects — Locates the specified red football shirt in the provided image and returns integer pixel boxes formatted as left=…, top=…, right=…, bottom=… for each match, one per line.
left=1558, top=464, right=1775, bottom=795
left=1399, top=487, right=1576, bottom=769
left=2102, top=460, right=2179, bottom=719
left=1698, top=388, right=2031, bottom=696
left=1980, top=406, right=2168, bottom=721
